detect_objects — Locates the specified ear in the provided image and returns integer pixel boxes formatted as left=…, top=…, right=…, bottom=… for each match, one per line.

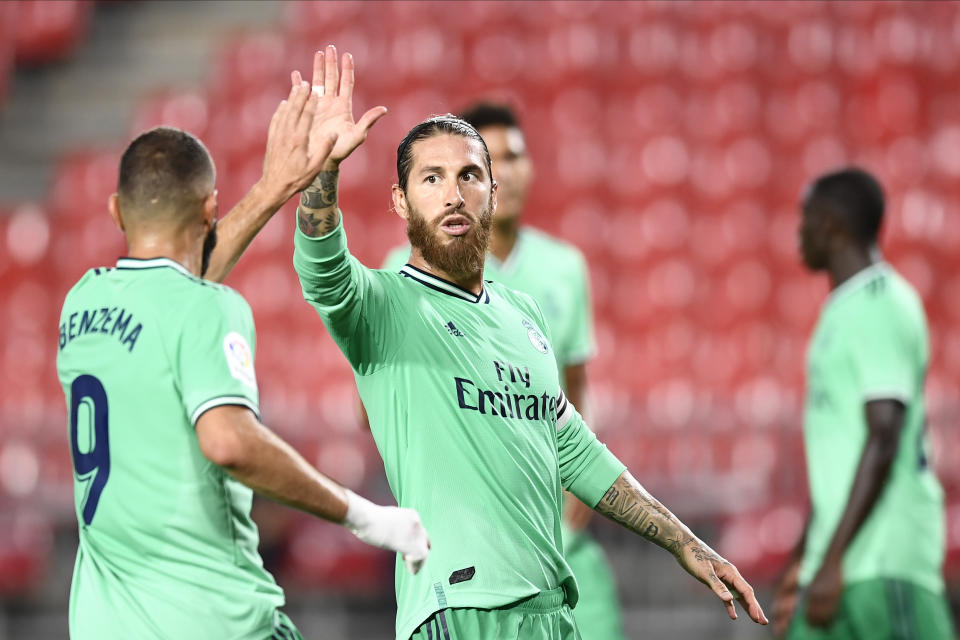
left=490, top=179, right=498, bottom=215
left=391, top=184, right=408, bottom=221
left=203, top=189, right=218, bottom=228
left=107, top=193, right=125, bottom=232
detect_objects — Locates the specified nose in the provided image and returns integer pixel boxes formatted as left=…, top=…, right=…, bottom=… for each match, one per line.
left=444, top=182, right=464, bottom=210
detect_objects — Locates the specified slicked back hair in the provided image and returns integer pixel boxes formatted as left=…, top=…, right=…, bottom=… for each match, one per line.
left=806, top=167, right=885, bottom=247
left=396, top=114, right=491, bottom=192
left=118, top=126, right=215, bottom=223
left=457, top=101, right=520, bottom=131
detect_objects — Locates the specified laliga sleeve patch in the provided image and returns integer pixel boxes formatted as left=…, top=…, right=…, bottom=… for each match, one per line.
left=223, top=331, right=257, bottom=390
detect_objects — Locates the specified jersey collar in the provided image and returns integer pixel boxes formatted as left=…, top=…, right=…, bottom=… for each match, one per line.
left=116, top=257, right=195, bottom=279
left=827, top=261, right=888, bottom=306
left=400, top=264, right=490, bottom=304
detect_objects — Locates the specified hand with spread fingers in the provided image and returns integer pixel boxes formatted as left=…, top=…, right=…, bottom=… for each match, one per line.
left=675, top=538, right=769, bottom=625
left=308, top=44, right=388, bottom=171
left=258, top=69, right=340, bottom=204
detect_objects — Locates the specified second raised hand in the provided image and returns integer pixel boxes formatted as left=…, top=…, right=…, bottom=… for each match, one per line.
left=309, top=44, right=388, bottom=171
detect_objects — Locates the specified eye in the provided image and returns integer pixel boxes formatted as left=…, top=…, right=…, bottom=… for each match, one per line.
left=425, top=175, right=439, bottom=184
left=462, top=172, right=477, bottom=182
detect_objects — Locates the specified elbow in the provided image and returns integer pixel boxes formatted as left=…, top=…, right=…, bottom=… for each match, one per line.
left=198, top=423, right=248, bottom=469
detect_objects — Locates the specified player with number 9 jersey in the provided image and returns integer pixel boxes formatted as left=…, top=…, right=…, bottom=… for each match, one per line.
left=57, top=258, right=288, bottom=639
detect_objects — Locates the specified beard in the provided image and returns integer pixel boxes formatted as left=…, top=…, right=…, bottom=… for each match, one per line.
left=200, top=219, right=218, bottom=278
left=406, top=200, right=493, bottom=281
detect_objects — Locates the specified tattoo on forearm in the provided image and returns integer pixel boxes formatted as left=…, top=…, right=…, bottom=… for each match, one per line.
left=298, top=170, right=341, bottom=236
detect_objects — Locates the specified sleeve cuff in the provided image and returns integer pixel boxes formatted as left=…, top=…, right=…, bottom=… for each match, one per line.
left=566, top=447, right=627, bottom=509
left=190, top=396, right=260, bottom=426
left=294, top=213, right=347, bottom=261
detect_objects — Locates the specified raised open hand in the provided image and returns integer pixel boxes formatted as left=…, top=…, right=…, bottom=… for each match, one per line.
left=259, top=70, right=339, bottom=204
left=309, top=44, right=387, bottom=171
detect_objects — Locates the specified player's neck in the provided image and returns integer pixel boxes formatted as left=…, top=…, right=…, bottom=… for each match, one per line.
left=828, top=247, right=877, bottom=291
left=489, top=217, right=520, bottom=263
left=407, top=252, right=484, bottom=295
left=126, top=234, right=203, bottom=277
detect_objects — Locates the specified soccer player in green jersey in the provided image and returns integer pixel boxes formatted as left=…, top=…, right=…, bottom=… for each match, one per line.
left=57, top=74, right=430, bottom=640
left=281, top=45, right=767, bottom=640
left=382, top=101, right=625, bottom=640
left=771, top=168, right=955, bottom=639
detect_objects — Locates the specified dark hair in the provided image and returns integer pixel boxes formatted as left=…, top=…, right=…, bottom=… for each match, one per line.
left=396, top=114, right=491, bottom=191
left=807, top=167, right=885, bottom=245
left=118, top=126, right=215, bottom=217
left=457, top=101, right=520, bottom=131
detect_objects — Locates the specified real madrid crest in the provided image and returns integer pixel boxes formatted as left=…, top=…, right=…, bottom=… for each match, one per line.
left=522, top=318, right=550, bottom=354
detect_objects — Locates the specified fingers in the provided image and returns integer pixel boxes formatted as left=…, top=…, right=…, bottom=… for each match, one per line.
left=718, top=564, right=769, bottom=625
left=311, top=49, right=324, bottom=91
left=324, top=43, right=339, bottom=97
left=706, top=571, right=738, bottom=620
left=357, top=105, right=388, bottom=134
left=339, top=51, right=354, bottom=103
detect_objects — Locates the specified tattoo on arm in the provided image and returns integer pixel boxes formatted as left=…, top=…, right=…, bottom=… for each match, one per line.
left=298, top=170, right=341, bottom=236
left=596, top=474, right=721, bottom=565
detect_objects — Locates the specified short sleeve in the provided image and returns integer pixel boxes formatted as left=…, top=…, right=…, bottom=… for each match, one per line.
left=178, top=289, right=260, bottom=426
left=847, top=304, right=916, bottom=403
left=562, top=250, right=595, bottom=366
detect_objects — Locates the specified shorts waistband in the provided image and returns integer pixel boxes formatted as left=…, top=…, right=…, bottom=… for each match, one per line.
left=503, top=587, right=566, bottom=613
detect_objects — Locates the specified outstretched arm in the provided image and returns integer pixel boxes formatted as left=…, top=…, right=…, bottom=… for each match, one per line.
left=196, top=404, right=429, bottom=574
left=594, top=471, right=768, bottom=625
left=204, top=65, right=342, bottom=282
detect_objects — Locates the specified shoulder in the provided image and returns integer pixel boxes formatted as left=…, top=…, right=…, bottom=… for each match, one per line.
left=381, top=243, right=412, bottom=271
left=842, top=266, right=926, bottom=330
left=520, top=226, right=589, bottom=274
left=489, top=281, right=543, bottom=320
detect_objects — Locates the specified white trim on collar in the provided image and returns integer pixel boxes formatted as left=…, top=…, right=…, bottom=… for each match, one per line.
left=116, top=257, right=194, bottom=278
left=399, top=264, right=490, bottom=304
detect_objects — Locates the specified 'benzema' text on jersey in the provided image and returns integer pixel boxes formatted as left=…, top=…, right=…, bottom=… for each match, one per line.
left=59, top=306, right=143, bottom=353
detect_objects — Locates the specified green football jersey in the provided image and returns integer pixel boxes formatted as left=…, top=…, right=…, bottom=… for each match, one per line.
left=382, top=227, right=594, bottom=383
left=801, top=263, right=945, bottom=593
left=57, top=257, right=284, bottom=640
left=295, top=220, right=625, bottom=640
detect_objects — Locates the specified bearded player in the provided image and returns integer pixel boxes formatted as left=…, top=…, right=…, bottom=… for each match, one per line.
left=381, top=101, right=626, bottom=640
left=291, top=45, right=768, bottom=640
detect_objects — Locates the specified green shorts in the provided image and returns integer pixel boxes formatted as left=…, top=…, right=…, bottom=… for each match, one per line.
left=410, top=588, right=580, bottom=640
left=563, top=527, right=627, bottom=640
left=786, top=578, right=955, bottom=640
left=268, top=610, right=303, bottom=640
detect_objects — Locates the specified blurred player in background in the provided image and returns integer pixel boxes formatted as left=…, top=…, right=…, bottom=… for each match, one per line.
left=382, top=101, right=625, bottom=640
left=279, top=44, right=766, bottom=640
left=57, top=76, right=429, bottom=640
left=772, top=168, right=954, bottom=639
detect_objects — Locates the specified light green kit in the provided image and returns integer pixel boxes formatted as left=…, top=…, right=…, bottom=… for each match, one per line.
left=802, top=263, right=944, bottom=594
left=57, top=258, right=283, bottom=640
left=296, top=220, right=625, bottom=640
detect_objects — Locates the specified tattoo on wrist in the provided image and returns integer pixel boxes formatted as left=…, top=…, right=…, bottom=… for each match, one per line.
left=595, top=475, right=678, bottom=547
left=298, top=170, right=340, bottom=237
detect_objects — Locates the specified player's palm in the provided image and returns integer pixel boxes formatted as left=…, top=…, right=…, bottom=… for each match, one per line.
left=309, top=45, right=386, bottom=169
